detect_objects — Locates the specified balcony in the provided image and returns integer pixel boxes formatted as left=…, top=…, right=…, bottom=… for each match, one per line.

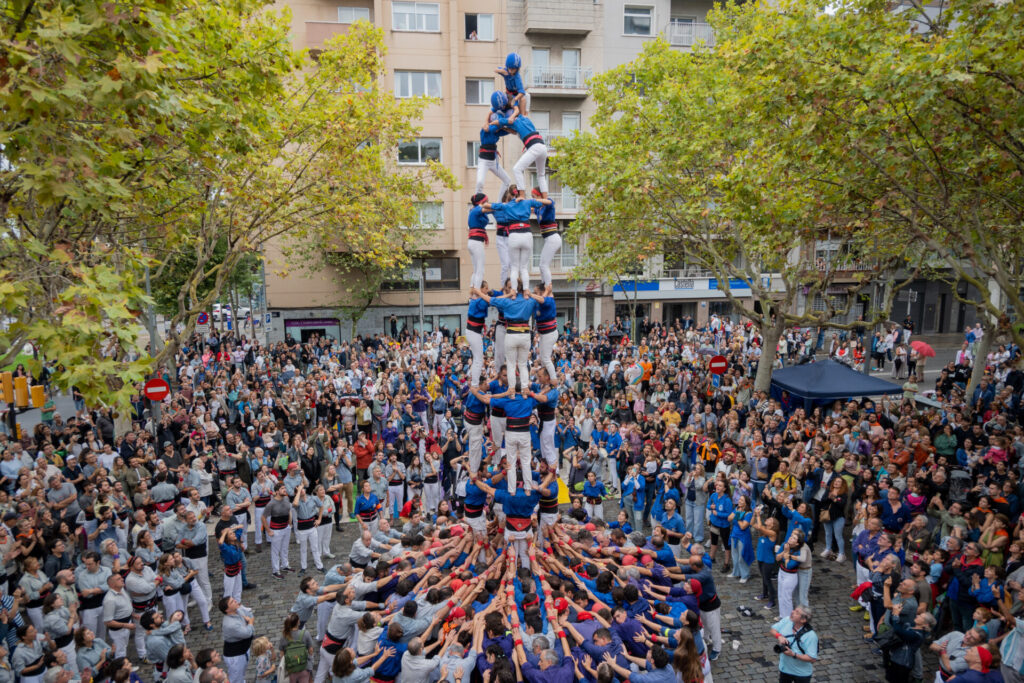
left=524, top=66, right=592, bottom=98
left=665, top=21, right=715, bottom=48
left=305, top=21, right=349, bottom=50
left=546, top=190, right=579, bottom=216
left=524, top=0, right=599, bottom=35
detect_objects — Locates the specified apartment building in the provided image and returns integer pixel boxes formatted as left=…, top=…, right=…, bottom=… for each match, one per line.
left=265, top=0, right=729, bottom=343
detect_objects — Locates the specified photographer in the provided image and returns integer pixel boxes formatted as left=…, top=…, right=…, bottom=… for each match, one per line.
left=770, top=606, right=819, bottom=683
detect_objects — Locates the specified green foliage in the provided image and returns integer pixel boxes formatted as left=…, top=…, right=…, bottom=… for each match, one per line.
left=1, top=2, right=455, bottom=412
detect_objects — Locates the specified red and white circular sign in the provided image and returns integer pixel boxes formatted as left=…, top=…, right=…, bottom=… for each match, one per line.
left=143, top=378, right=170, bottom=401
left=708, top=355, right=728, bottom=375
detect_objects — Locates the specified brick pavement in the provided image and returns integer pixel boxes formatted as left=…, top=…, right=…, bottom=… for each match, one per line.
left=154, top=502, right=935, bottom=683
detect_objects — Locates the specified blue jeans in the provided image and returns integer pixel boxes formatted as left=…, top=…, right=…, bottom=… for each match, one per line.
left=730, top=536, right=751, bottom=579
left=823, top=516, right=846, bottom=555
left=685, top=499, right=705, bottom=542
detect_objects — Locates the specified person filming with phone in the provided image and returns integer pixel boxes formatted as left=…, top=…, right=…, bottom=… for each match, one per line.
left=770, top=605, right=819, bottom=682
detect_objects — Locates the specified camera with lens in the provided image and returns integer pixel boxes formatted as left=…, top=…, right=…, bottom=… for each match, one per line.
left=772, top=644, right=788, bottom=654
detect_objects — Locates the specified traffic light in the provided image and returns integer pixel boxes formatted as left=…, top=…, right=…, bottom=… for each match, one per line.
left=13, top=377, right=28, bottom=408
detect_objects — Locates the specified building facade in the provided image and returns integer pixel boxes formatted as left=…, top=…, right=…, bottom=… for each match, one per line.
left=266, top=0, right=726, bottom=343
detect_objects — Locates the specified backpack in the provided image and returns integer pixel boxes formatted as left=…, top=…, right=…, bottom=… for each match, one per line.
left=284, top=630, right=309, bottom=673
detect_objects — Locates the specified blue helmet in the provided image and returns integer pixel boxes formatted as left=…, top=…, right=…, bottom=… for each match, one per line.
left=490, top=91, right=509, bottom=111
left=505, top=52, right=522, bottom=70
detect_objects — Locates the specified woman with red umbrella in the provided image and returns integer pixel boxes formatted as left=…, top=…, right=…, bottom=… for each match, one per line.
left=910, top=340, right=936, bottom=381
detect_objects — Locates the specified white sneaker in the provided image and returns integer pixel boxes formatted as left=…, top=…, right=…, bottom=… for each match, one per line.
left=819, top=549, right=832, bottom=559
left=323, top=552, right=335, bottom=559
left=739, top=577, right=749, bottom=584
left=835, top=554, right=847, bottom=563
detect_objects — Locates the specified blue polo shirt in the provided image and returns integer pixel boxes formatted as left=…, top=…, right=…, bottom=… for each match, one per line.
left=771, top=617, right=818, bottom=678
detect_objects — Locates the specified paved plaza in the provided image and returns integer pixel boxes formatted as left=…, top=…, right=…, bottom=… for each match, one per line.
left=165, top=501, right=935, bottom=683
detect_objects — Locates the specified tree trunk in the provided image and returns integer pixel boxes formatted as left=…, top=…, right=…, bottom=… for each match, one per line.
left=754, top=316, right=785, bottom=393
left=230, top=286, right=240, bottom=337
left=965, top=316, right=994, bottom=405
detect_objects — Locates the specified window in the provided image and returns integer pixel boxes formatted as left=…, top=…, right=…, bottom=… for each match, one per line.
left=624, top=6, right=653, bottom=35
left=562, top=112, right=581, bottom=136
left=395, top=71, right=441, bottom=98
left=531, top=110, right=550, bottom=136
left=561, top=238, right=578, bottom=268
left=466, top=141, right=480, bottom=167
left=532, top=233, right=543, bottom=270
left=562, top=49, right=581, bottom=87
left=465, top=79, right=494, bottom=105
left=392, top=2, right=440, bottom=32
left=338, top=6, right=371, bottom=23
left=465, top=13, right=493, bottom=40
left=397, top=138, right=441, bottom=164
left=411, top=202, right=444, bottom=228
left=384, top=257, right=460, bottom=290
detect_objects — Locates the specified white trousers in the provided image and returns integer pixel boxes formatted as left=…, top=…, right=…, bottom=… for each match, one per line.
left=703, top=606, right=722, bottom=653
left=233, top=514, right=249, bottom=549
left=538, top=330, right=557, bottom=381
left=318, top=524, right=333, bottom=557
left=778, top=569, right=798, bottom=621
left=81, top=606, right=105, bottom=642
left=494, top=325, right=506, bottom=374
left=507, top=231, right=533, bottom=292
left=223, top=572, right=242, bottom=603
left=513, top=143, right=548, bottom=193
left=313, top=646, right=335, bottom=683
left=539, top=419, right=557, bottom=468
left=26, top=606, right=42, bottom=631
left=185, top=555, right=212, bottom=604
left=253, top=507, right=266, bottom=545
left=193, top=580, right=211, bottom=623
left=134, top=612, right=147, bottom=659
left=316, top=601, right=334, bottom=641
left=539, top=233, right=562, bottom=286
left=490, top=415, right=506, bottom=462
left=466, top=330, right=484, bottom=386
left=511, top=534, right=533, bottom=570
left=163, top=592, right=188, bottom=626
left=61, top=641, right=78, bottom=674
left=496, top=236, right=510, bottom=288
left=224, top=653, right=249, bottom=683
left=423, top=481, right=442, bottom=513
left=297, top=527, right=322, bottom=570
left=505, top=332, right=531, bottom=393
left=475, top=156, right=511, bottom=196
left=108, top=627, right=130, bottom=659
left=468, top=239, right=487, bottom=288
left=270, top=527, right=292, bottom=572
left=467, top=422, right=485, bottom=473
left=388, top=485, right=405, bottom=518
left=585, top=502, right=603, bottom=520
left=505, top=431, right=533, bottom=493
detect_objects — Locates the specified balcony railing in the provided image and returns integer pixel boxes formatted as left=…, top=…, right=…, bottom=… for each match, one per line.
left=524, top=66, right=592, bottom=91
left=546, top=190, right=579, bottom=212
left=815, top=258, right=876, bottom=272
left=663, top=267, right=715, bottom=278
left=665, top=21, right=715, bottom=48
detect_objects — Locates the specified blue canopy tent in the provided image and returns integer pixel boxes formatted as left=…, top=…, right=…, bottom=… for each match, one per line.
left=769, top=359, right=903, bottom=412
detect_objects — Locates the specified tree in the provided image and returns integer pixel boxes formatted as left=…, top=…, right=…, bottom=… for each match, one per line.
left=327, top=252, right=411, bottom=339
left=1, top=0, right=454, bottom=411
left=147, top=20, right=457, bottom=370
left=150, top=239, right=260, bottom=318
left=555, top=38, right=907, bottom=391
left=0, top=0, right=296, bottom=408
left=709, top=0, right=1024, bottom=378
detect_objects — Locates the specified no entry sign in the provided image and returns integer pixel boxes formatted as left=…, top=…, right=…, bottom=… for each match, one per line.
left=144, top=378, right=170, bottom=402
left=708, top=355, right=728, bottom=375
